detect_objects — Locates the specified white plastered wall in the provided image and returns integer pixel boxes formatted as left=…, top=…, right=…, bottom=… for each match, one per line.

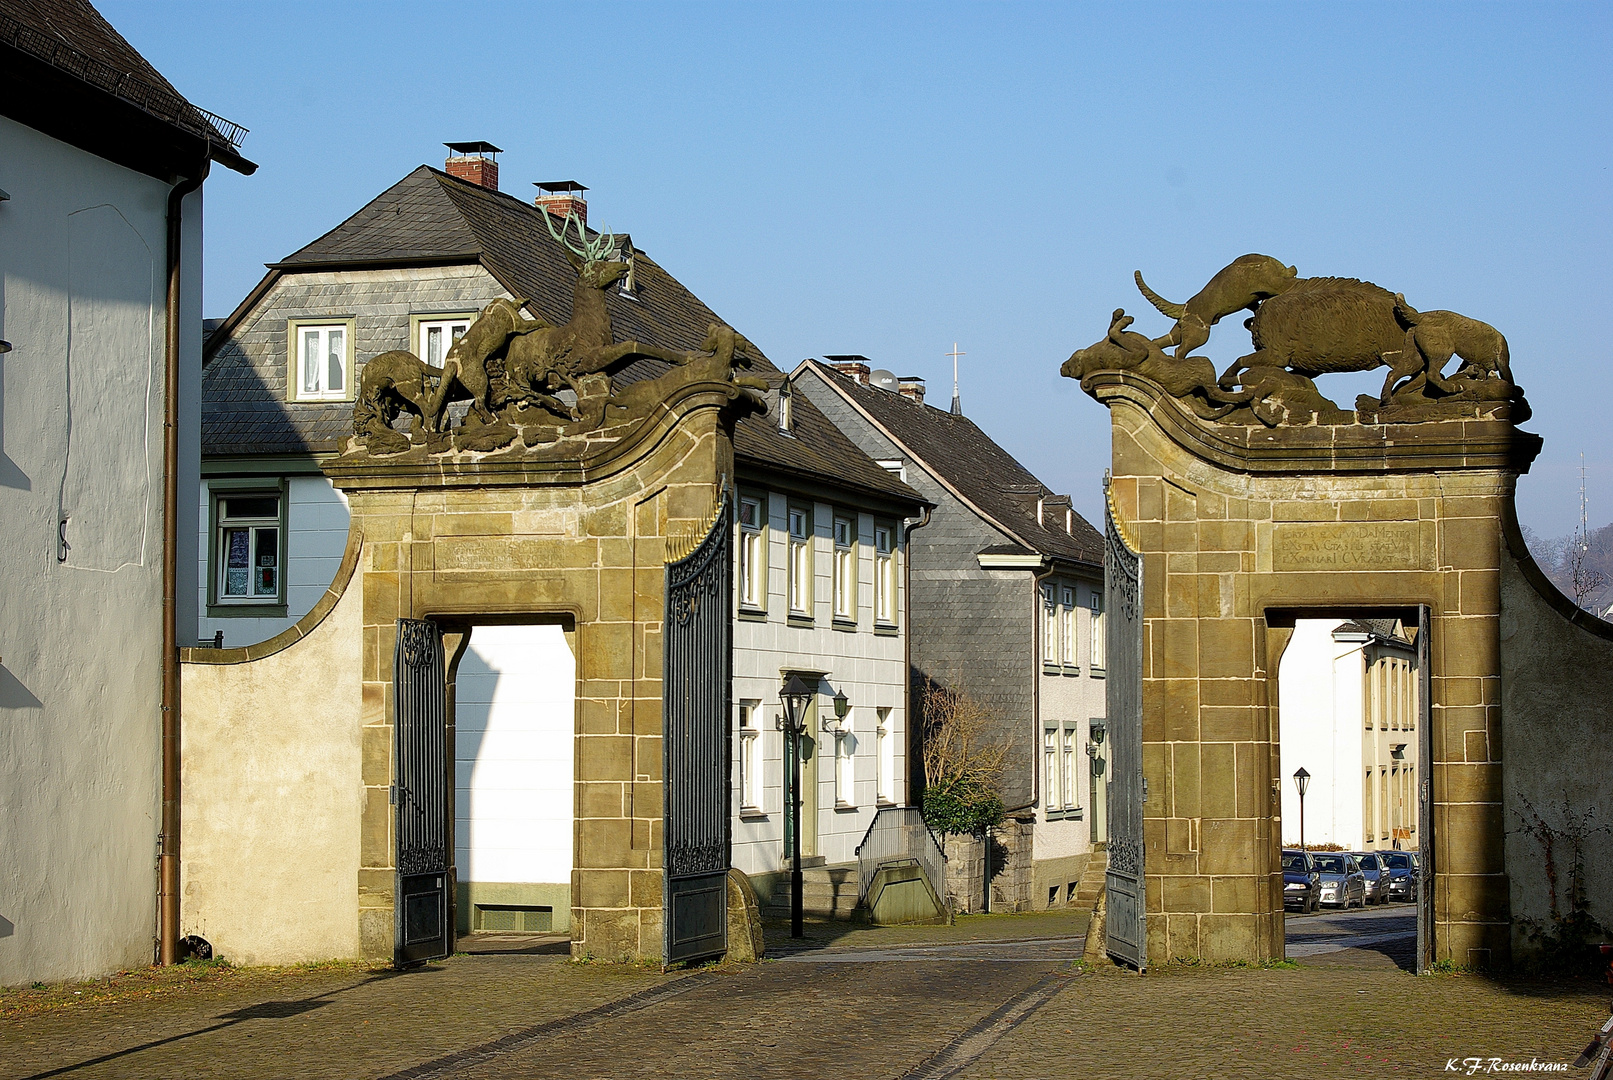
left=1033, top=576, right=1105, bottom=868
left=0, top=116, right=202, bottom=984
left=1278, top=619, right=1367, bottom=849
left=455, top=624, right=575, bottom=891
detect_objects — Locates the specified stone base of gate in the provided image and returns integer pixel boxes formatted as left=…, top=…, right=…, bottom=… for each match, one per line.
left=1091, top=372, right=1539, bottom=968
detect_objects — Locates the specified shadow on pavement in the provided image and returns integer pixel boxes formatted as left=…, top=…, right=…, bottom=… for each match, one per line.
left=14, top=971, right=402, bottom=1080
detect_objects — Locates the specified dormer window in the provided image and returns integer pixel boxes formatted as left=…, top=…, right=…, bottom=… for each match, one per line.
left=618, top=251, right=636, bottom=298
left=777, top=380, right=794, bottom=435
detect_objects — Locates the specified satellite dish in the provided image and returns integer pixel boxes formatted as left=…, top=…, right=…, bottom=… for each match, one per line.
left=869, top=369, right=899, bottom=392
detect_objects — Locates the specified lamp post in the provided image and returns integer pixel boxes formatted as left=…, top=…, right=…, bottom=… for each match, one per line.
left=1293, top=767, right=1311, bottom=852
left=778, top=674, right=814, bottom=938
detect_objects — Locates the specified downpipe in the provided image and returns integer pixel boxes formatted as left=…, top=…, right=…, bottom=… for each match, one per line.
left=902, top=505, right=931, bottom=805
left=159, top=156, right=210, bottom=966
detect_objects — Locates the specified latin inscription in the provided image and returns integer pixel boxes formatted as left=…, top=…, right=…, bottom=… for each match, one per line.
left=1271, top=522, right=1422, bottom=572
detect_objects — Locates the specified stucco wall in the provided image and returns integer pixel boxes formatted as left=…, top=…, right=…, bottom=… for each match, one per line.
left=1499, top=525, right=1613, bottom=961
left=0, top=116, right=203, bottom=984
left=180, top=571, right=364, bottom=965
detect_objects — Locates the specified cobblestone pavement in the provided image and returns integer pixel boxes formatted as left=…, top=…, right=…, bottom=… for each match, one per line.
left=2, top=908, right=1606, bottom=1080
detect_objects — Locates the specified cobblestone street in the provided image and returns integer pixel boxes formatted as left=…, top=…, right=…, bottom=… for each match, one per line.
left=2, top=909, right=1606, bottom=1080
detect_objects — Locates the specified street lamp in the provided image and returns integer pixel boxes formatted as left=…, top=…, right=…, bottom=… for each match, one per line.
left=1293, top=767, right=1311, bottom=852
left=778, top=673, right=815, bottom=938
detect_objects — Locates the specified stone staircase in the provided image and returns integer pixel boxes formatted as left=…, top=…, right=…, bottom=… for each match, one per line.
left=1073, top=845, right=1108, bottom=906
left=760, top=858, right=862, bottom=921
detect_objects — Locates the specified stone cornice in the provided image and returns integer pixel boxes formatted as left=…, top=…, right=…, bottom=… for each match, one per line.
left=323, top=379, right=754, bottom=492
left=1086, top=371, right=1542, bottom=476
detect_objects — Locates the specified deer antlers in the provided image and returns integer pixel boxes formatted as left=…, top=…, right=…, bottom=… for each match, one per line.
left=543, top=207, right=620, bottom=264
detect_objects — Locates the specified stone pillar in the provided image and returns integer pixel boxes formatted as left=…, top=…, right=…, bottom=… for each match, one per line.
left=1091, top=372, right=1538, bottom=967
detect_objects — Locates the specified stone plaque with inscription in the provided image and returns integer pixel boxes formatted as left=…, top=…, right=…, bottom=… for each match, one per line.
left=1271, top=521, right=1423, bottom=572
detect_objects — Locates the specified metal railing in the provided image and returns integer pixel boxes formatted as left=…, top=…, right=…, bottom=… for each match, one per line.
left=854, top=806, right=947, bottom=906
left=2, top=11, right=248, bottom=150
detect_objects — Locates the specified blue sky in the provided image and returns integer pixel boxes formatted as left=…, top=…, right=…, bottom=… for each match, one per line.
left=104, top=1, right=1611, bottom=537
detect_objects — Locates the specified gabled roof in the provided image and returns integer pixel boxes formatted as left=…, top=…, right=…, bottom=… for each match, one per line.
left=0, top=0, right=255, bottom=177
left=797, top=360, right=1102, bottom=566
left=201, top=166, right=923, bottom=511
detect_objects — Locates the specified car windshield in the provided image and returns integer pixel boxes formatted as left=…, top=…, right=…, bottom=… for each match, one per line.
left=1313, top=854, right=1348, bottom=873
left=1281, top=853, right=1307, bottom=871
left=1356, top=855, right=1377, bottom=870
left=1384, top=853, right=1411, bottom=869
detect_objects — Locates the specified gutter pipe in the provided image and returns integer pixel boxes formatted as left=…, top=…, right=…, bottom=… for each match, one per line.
left=159, top=154, right=210, bottom=966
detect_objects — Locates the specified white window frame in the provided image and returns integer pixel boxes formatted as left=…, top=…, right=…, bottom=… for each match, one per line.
left=738, top=494, right=767, bottom=612
left=834, top=710, right=855, bottom=807
left=1060, top=585, right=1077, bottom=668
left=874, top=524, right=896, bottom=626
left=788, top=505, right=812, bottom=616
left=1044, top=725, right=1060, bottom=811
left=1062, top=721, right=1080, bottom=813
left=739, top=700, right=762, bottom=813
left=833, top=514, right=856, bottom=622
left=1089, top=591, right=1105, bottom=671
left=1042, top=584, right=1059, bottom=665
left=415, top=315, right=473, bottom=368
left=288, top=319, right=354, bottom=402
left=876, top=707, right=895, bottom=805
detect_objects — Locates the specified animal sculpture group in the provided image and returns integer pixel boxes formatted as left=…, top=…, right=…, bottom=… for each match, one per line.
left=353, top=212, right=762, bottom=455
left=1063, top=255, right=1525, bottom=426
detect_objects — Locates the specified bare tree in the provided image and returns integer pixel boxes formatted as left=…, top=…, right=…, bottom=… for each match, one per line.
left=917, top=680, right=1006, bottom=834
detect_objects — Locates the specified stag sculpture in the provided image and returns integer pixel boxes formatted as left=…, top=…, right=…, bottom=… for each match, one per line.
left=499, top=211, right=689, bottom=419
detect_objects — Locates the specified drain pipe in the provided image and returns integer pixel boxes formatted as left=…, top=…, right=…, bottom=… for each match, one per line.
left=159, top=155, right=210, bottom=966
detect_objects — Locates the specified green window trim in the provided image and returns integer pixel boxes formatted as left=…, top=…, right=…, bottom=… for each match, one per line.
left=206, top=476, right=289, bottom=617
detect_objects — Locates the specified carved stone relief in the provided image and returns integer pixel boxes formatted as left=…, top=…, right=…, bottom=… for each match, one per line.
left=1063, top=255, right=1529, bottom=427
left=343, top=212, right=767, bottom=460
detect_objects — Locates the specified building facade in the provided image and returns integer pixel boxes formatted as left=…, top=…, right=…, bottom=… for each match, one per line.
left=793, top=359, right=1107, bottom=911
left=0, top=0, right=252, bottom=984
left=1278, top=618, right=1420, bottom=852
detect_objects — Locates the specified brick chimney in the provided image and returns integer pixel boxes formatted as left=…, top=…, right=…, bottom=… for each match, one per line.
left=898, top=377, right=926, bottom=405
left=824, top=354, right=873, bottom=385
left=534, top=180, right=588, bottom=225
left=444, top=141, right=501, bottom=191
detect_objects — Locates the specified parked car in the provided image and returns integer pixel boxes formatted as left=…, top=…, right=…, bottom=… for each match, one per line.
left=1381, top=850, right=1418, bottom=902
left=1352, top=852, right=1388, bottom=904
left=1313, top=852, right=1367, bottom=908
left=1282, top=849, right=1320, bottom=913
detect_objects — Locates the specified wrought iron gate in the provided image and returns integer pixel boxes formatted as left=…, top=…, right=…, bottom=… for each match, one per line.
left=1415, top=604, right=1434, bottom=973
left=394, top=618, right=451, bottom=967
left=1104, top=491, right=1147, bottom=971
left=663, top=500, right=731, bottom=964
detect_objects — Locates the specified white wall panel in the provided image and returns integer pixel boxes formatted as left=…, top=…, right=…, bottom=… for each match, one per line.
left=455, top=624, right=574, bottom=886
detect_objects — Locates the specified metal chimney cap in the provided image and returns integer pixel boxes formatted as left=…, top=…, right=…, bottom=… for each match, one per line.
left=535, top=180, right=588, bottom=193
left=444, top=141, right=502, bottom=155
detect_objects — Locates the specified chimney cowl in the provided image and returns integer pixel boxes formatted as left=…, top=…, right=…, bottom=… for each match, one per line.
left=535, top=180, right=589, bottom=226
left=824, top=355, right=873, bottom=384
left=897, top=376, right=925, bottom=405
left=444, top=141, right=501, bottom=191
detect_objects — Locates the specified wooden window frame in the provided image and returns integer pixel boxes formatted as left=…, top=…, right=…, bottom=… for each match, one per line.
left=286, top=317, right=356, bottom=402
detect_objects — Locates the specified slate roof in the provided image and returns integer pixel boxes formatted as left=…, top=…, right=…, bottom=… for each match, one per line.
left=800, top=360, right=1103, bottom=566
left=1, top=0, right=254, bottom=174
left=1335, top=618, right=1411, bottom=643
left=202, top=166, right=922, bottom=509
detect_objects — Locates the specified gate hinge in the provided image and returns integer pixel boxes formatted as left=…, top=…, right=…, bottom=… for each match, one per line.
left=1142, top=777, right=1148, bottom=802
left=389, top=784, right=397, bottom=806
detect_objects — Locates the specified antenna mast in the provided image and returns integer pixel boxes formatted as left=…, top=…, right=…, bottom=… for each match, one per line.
left=947, top=342, right=965, bottom=415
